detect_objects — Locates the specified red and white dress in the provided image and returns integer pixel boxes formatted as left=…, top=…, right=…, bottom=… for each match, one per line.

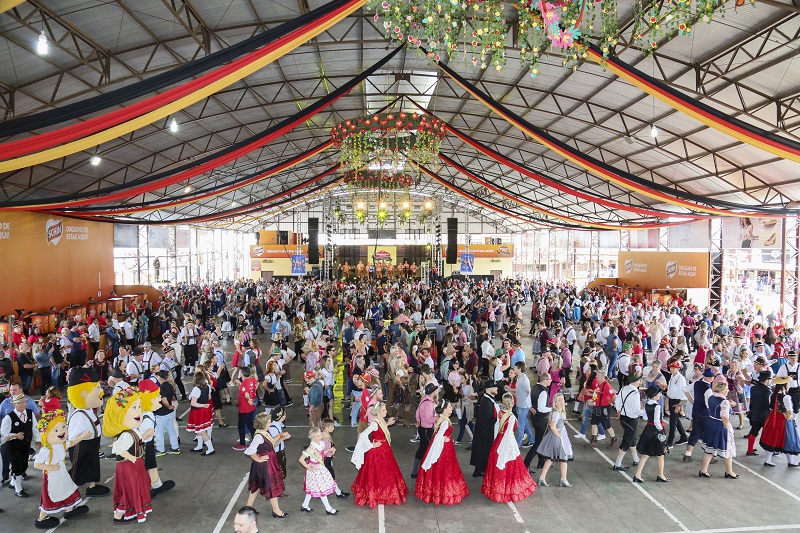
left=112, top=430, right=152, bottom=522
left=186, top=385, right=213, bottom=433
left=414, top=418, right=469, bottom=505
left=36, top=444, right=83, bottom=514
left=481, top=409, right=537, bottom=503
left=351, top=420, right=408, bottom=508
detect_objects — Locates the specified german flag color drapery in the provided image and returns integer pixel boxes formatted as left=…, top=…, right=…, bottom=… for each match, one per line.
left=584, top=44, right=800, bottom=165
left=0, top=0, right=366, bottom=173
left=430, top=52, right=799, bottom=218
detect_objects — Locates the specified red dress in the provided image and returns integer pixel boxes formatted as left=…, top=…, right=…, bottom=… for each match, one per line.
left=481, top=412, right=537, bottom=503
left=414, top=421, right=469, bottom=505
left=351, top=424, right=408, bottom=508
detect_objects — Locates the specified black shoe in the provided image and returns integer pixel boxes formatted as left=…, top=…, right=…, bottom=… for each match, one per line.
left=202, top=450, right=215, bottom=456
left=746, top=451, right=759, bottom=456
left=286, top=401, right=294, bottom=407
left=21, top=473, right=29, bottom=481
left=0, top=479, right=8, bottom=487
left=465, top=445, right=472, bottom=451
left=675, top=438, right=688, bottom=446
left=410, top=473, right=417, bottom=479
left=15, top=489, right=29, bottom=497
left=764, top=462, right=776, bottom=467
left=326, top=509, right=339, bottom=515
left=788, top=463, right=800, bottom=468
left=63, top=505, right=90, bottom=519
left=345, top=446, right=355, bottom=453
left=724, top=472, right=740, bottom=479
left=300, top=506, right=313, bottom=512
left=336, top=492, right=350, bottom=499
left=472, top=472, right=484, bottom=478
left=86, top=484, right=110, bottom=497
left=272, top=512, right=288, bottom=519
left=682, top=455, right=693, bottom=463
left=35, top=516, right=60, bottom=529
left=632, top=476, right=644, bottom=483
left=612, top=465, right=629, bottom=471
left=698, top=471, right=712, bottom=478
left=656, top=476, right=670, bottom=483
left=632, top=461, right=639, bottom=466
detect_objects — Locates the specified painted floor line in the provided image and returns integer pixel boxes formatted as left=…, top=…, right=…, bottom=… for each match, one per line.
left=564, top=420, right=689, bottom=532
left=731, top=458, right=800, bottom=504
left=378, top=503, right=386, bottom=533
left=662, top=524, right=800, bottom=533
left=211, top=473, right=248, bottom=533
left=507, top=501, right=524, bottom=523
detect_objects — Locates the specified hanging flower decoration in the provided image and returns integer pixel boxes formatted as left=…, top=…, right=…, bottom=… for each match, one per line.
left=369, top=0, right=750, bottom=77
left=343, top=169, right=415, bottom=189
left=331, top=111, right=447, bottom=171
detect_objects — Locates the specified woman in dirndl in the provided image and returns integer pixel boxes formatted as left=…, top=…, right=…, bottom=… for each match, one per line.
left=633, top=386, right=669, bottom=483
left=726, top=359, right=748, bottom=429
left=699, top=381, right=739, bottom=478
left=761, top=377, right=800, bottom=467
left=187, top=372, right=215, bottom=455
left=535, top=393, right=574, bottom=487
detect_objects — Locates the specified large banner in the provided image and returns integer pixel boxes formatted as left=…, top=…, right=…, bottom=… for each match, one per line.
left=460, top=253, right=475, bottom=274
left=668, top=220, right=710, bottom=250
left=250, top=244, right=323, bottom=258
left=629, top=229, right=659, bottom=249
left=113, top=224, right=139, bottom=248
left=291, top=254, right=307, bottom=275
left=441, top=244, right=514, bottom=258
left=721, top=217, right=781, bottom=249
left=617, top=251, right=709, bottom=289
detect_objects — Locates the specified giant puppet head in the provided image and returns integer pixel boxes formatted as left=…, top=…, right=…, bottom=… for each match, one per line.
left=67, top=368, right=103, bottom=410
left=137, top=379, right=162, bottom=413
left=102, top=388, right=143, bottom=438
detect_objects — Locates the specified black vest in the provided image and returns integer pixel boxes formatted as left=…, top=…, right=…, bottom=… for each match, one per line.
left=531, top=383, right=549, bottom=415
left=8, top=409, right=33, bottom=445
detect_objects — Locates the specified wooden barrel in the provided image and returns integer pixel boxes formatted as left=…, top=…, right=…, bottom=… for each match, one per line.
left=87, top=301, right=101, bottom=317
left=46, top=313, right=58, bottom=334
left=29, top=314, right=49, bottom=334
left=122, top=295, right=135, bottom=309
left=107, top=298, right=123, bottom=314
left=65, top=306, right=86, bottom=323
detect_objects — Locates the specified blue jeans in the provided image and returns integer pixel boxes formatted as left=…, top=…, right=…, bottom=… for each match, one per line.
left=516, top=406, right=535, bottom=447
left=51, top=366, right=61, bottom=389
left=457, top=410, right=474, bottom=443
left=155, top=411, right=179, bottom=452
left=19, top=375, right=33, bottom=394
left=606, top=351, right=619, bottom=378
left=350, top=391, right=362, bottom=426
left=580, top=403, right=605, bottom=435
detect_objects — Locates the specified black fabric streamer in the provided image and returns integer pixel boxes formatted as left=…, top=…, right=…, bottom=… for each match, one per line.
left=431, top=49, right=800, bottom=215
left=1, top=44, right=404, bottom=208
left=0, top=0, right=355, bottom=138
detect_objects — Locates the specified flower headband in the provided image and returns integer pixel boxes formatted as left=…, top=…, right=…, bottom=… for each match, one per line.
left=37, top=409, right=66, bottom=433
left=113, top=387, right=140, bottom=408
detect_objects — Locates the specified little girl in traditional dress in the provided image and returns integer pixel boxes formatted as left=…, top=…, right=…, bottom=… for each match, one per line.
left=299, top=427, right=340, bottom=515
left=244, top=412, right=288, bottom=518
left=391, top=369, right=413, bottom=426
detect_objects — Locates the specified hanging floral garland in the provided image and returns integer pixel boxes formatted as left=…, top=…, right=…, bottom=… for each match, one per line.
left=343, top=169, right=416, bottom=189
left=368, top=0, right=753, bottom=77
left=331, top=111, right=447, bottom=170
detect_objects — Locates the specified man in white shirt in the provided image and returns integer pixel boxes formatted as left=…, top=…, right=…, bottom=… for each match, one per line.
left=0, top=393, right=41, bottom=497
left=125, top=349, right=145, bottom=386
left=509, top=363, right=534, bottom=448
left=142, top=342, right=162, bottom=370
left=613, top=372, right=643, bottom=470
left=666, top=361, right=688, bottom=447
left=481, top=338, right=495, bottom=361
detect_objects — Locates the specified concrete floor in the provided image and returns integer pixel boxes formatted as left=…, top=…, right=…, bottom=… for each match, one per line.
left=4, top=330, right=800, bottom=532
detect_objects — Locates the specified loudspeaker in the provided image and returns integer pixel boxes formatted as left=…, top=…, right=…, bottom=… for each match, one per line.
left=254, top=232, right=260, bottom=244
left=308, top=218, right=319, bottom=264
left=446, top=218, right=458, bottom=264
left=277, top=231, right=289, bottom=245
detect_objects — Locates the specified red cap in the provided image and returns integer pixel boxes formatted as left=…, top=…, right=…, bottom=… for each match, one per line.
left=137, top=379, right=159, bottom=393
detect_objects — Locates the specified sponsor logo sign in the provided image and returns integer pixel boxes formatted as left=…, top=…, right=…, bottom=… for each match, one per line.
left=46, top=219, right=63, bottom=246
left=624, top=259, right=633, bottom=274
left=666, top=260, right=677, bottom=278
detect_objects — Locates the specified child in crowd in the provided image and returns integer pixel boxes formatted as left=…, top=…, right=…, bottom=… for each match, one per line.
left=321, top=418, right=349, bottom=498
left=40, top=386, right=62, bottom=413
left=299, top=427, right=340, bottom=515
left=268, top=407, right=289, bottom=479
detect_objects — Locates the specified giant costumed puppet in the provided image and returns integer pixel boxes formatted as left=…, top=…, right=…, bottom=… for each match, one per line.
left=33, top=409, right=92, bottom=529
left=66, top=368, right=110, bottom=497
left=103, top=388, right=154, bottom=523
left=137, top=379, right=175, bottom=497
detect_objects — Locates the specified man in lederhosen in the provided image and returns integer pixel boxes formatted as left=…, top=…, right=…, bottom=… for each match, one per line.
left=1, top=393, right=41, bottom=497
left=66, top=368, right=110, bottom=497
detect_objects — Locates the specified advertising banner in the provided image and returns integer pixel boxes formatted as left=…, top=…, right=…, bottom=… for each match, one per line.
left=250, top=244, right=323, bottom=258
left=721, top=217, right=781, bottom=249
left=442, top=244, right=514, bottom=258
left=617, top=251, right=709, bottom=289
left=629, top=229, right=659, bottom=249
left=460, top=253, right=475, bottom=274
left=291, top=254, right=307, bottom=275
left=251, top=259, right=261, bottom=272
left=113, top=224, right=139, bottom=248
left=668, top=220, right=710, bottom=250
left=148, top=226, right=169, bottom=249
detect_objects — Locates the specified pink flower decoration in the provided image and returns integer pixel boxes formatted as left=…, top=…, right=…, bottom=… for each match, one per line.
left=538, top=0, right=560, bottom=25
left=548, top=28, right=573, bottom=49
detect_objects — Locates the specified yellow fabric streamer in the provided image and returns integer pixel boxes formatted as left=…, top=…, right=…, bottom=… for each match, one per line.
left=0, top=0, right=365, bottom=173
left=0, top=0, right=26, bottom=13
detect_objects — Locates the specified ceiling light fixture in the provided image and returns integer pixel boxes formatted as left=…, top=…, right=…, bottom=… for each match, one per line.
left=90, top=155, right=101, bottom=166
left=37, top=31, right=48, bottom=55
left=184, top=186, right=192, bottom=193
left=650, top=124, right=659, bottom=138
left=169, top=118, right=179, bottom=133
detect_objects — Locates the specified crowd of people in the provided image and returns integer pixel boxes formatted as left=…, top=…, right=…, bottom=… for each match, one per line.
left=0, top=272, right=798, bottom=527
